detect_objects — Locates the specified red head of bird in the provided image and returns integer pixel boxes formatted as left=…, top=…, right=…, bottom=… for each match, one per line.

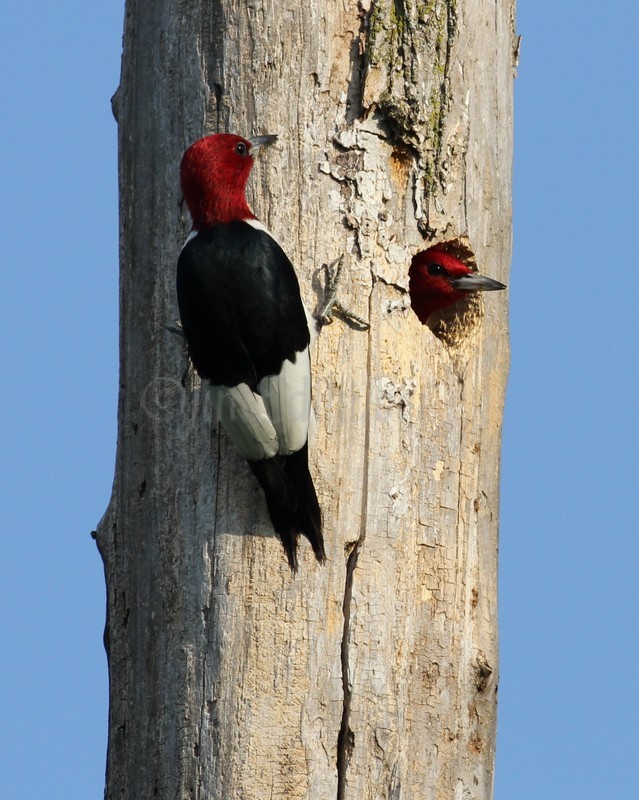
left=180, top=133, right=278, bottom=230
left=408, top=247, right=506, bottom=325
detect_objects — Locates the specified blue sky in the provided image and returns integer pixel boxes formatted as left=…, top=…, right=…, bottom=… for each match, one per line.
left=1, top=2, right=637, bottom=798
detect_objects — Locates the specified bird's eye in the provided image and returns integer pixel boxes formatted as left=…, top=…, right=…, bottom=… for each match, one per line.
left=427, top=263, right=446, bottom=276
left=235, top=141, right=248, bottom=156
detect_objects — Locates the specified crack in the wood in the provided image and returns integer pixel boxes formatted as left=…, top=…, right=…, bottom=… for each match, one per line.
left=431, top=0, right=457, bottom=193
left=336, top=541, right=358, bottom=800
left=336, top=287, right=373, bottom=800
left=201, top=0, right=228, bottom=133
left=345, top=2, right=369, bottom=122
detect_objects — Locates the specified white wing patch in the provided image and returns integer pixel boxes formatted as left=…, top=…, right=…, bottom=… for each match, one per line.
left=259, top=347, right=312, bottom=455
left=207, top=383, right=278, bottom=461
left=219, top=218, right=314, bottom=458
left=181, top=229, right=198, bottom=251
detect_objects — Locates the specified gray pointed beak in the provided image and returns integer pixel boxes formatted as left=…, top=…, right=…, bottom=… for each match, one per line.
left=249, top=134, right=278, bottom=154
left=451, top=274, right=507, bottom=292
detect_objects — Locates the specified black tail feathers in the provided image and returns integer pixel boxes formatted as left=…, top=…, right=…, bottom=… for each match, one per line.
left=249, top=444, right=324, bottom=571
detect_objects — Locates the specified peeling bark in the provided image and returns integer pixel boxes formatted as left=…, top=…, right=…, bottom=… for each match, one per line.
left=97, top=0, right=514, bottom=798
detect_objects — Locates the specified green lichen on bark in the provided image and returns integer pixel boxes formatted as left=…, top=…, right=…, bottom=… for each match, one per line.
left=365, top=0, right=408, bottom=68
left=362, top=0, right=457, bottom=190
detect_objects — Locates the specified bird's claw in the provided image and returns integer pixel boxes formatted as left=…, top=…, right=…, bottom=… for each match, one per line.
left=166, top=321, right=185, bottom=337
left=316, top=256, right=370, bottom=330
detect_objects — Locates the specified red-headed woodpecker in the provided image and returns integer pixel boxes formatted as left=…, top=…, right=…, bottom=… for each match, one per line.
left=177, top=133, right=324, bottom=571
left=409, top=246, right=506, bottom=324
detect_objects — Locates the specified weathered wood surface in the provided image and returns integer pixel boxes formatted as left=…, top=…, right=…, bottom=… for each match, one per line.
left=97, top=0, right=515, bottom=798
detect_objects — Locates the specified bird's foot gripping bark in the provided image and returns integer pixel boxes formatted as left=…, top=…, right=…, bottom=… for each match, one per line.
left=316, top=256, right=370, bottom=331
left=166, top=321, right=184, bottom=337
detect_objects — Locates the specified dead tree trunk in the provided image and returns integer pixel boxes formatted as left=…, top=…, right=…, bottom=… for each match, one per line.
left=97, top=1, right=514, bottom=798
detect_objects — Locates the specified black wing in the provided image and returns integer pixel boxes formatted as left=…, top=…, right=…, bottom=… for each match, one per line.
left=176, top=221, right=310, bottom=389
